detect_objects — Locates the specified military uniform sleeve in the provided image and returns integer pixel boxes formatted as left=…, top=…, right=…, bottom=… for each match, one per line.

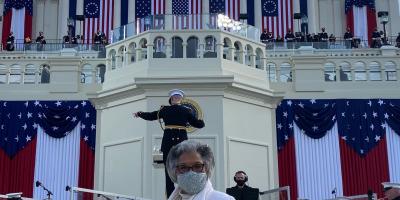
left=138, top=110, right=159, bottom=121
left=187, top=110, right=205, bottom=128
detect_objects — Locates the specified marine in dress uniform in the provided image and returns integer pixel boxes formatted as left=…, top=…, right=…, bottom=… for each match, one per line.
left=134, top=89, right=205, bottom=198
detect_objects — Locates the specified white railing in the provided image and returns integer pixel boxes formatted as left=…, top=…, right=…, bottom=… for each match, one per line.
left=66, top=186, right=151, bottom=200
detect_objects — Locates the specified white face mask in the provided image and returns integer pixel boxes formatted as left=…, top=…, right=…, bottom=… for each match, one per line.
left=177, top=171, right=207, bottom=195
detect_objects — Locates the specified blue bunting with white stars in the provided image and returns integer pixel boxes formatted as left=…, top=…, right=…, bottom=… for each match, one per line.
left=0, top=100, right=96, bottom=157
left=277, top=99, right=400, bottom=156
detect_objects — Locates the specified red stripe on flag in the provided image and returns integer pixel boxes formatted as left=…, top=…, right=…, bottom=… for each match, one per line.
left=78, top=139, right=95, bottom=200
left=366, top=8, right=377, bottom=47
left=2, top=11, right=12, bottom=48
left=24, top=10, right=32, bottom=39
left=0, top=137, right=37, bottom=197
left=339, top=137, right=390, bottom=198
left=278, top=136, right=298, bottom=200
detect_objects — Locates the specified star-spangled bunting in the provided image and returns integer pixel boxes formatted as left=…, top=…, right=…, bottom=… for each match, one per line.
left=345, top=0, right=375, bottom=13
left=0, top=100, right=96, bottom=157
left=4, top=0, right=33, bottom=15
left=276, top=99, right=400, bottom=156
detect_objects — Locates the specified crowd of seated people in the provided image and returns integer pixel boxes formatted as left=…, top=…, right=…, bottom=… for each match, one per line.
left=260, top=27, right=396, bottom=49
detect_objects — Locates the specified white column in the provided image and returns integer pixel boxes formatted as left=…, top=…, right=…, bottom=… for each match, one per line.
left=203, top=0, right=209, bottom=29
left=254, top=0, right=261, bottom=32
left=58, top=0, right=70, bottom=39
left=36, top=0, right=45, bottom=37
left=76, top=0, right=84, bottom=37
left=293, top=0, right=300, bottom=33
left=307, top=0, right=319, bottom=33
left=165, top=0, right=173, bottom=29
left=240, top=0, right=246, bottom=14
left=114, top=0, right=121, bottom=29
left=128, top=0, right=136, bottom=24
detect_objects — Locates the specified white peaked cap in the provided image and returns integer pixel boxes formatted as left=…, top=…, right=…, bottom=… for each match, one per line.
left=168, top=89, right=185, bottom=98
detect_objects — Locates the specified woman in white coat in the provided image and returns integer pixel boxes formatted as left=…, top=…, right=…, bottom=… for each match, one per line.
left=166, top=140, right=234, bottom=200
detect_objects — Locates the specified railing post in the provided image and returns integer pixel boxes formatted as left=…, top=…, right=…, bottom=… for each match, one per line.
left=250, top=54, right=256, bottom=68
left=147, top=44, right=154, bottom=59
left=182, top=43, right=187, bottom=58
left=228, top=47, right=235, bottom=61
left=136, top=48, right=142, bottom=61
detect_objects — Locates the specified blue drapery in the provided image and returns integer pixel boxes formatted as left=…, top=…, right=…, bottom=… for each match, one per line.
left=0, top=100, right=96, bottom=157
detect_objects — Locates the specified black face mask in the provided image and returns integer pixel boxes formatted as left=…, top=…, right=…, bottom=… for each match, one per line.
left=235, top=180, right=246, bottom=186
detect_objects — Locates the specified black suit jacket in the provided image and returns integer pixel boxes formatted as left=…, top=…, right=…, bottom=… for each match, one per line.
left=226, top=185, right=259, bottom=200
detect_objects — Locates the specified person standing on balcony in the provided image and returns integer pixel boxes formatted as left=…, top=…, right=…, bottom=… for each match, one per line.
left=6, top=32, right=15, bottom=51
left=36, top=32, right=46, bottom=51
left=318, top=27, right=329, bottom=49
left=344, top=27, right=354, bottom=48
left=285, top=29, right=295, bottom=49
left=133, top=89, right=205, bottom=198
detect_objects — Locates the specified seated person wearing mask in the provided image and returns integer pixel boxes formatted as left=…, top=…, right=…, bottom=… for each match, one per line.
left=226, top=171, right=260, bottom=200
left=166, top=140, right=234, bottom=200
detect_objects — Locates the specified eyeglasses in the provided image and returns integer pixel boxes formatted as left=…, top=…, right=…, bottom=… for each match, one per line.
left=176, top=163, right=205, bottom=173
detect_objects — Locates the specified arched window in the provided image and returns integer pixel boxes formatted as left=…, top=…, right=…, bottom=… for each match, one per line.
left=266, top=63, right=277, bottom=82
left=384, top=61, right=397, bottom=81
left=324, top=63, right=336, bottom=81
left=339, top=62, right=352, bottom=81
left=205, top=36, right=216, bottom=52
left=354, top=62, right=366, bottom=81
left=109, top=50, right=117, bottom=70
left=369, top=62, right=381, bottom=81
left=9, top=65, right=21, bottom=84
left=234, top=41, right=242, bottom=62
left=255, top=48, right=264, bottom=69
left=128, top=42, right=136, bottom=63
left=97, top=64, right=106, bottom=83
left=187, top=36, right=199, bottom=58
left=117, top=46, right=126, bottom=68
left=0, top=65, right=7, bottom=84
left=153, top=37, right=167, bottom=58
left=245, top=44, right=253, bottom=66
left=223, top=38, right=232, bottom=60
left=81, top=64, right=93, bottom=83
left=24, top=65, right=37, bottom=84
left=172, top=36, right=183, bottom=58
left=140, top=38, right=148, bottom=60
left=280, top=63, right=292, bottom=82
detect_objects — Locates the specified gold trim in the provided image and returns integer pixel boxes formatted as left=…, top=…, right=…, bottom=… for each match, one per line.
left=181, top=98, right=203, bottom=133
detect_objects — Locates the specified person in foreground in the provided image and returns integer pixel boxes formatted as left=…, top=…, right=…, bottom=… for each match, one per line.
left=226, top=171, right=260, bottom=200
left=166, top=140, right=235, bottom=200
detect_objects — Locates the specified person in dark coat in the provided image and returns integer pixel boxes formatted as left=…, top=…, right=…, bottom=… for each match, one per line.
left=6, top=32, right=15, bottom=51
left=133, top=89, right=205, bottom=198
left=226, top=171, right=260, bottom=200
left=343, top=27, right=354, bottom=48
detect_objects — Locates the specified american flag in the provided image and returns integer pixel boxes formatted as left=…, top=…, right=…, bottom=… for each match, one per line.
left=261, top=0, right=293, bottom=39
left=83, top=0, right=114, bottom=44
left=172, top=0, right=202, bottom=30
left=0, top=100, right=96, bottom=200
left=209, top=0, right=224, bottom=28
left=135, top=0, right=166, bottom=33
left=225, top=0, right=240, bottom=21
left=277, top=99, right=400, bottom=200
